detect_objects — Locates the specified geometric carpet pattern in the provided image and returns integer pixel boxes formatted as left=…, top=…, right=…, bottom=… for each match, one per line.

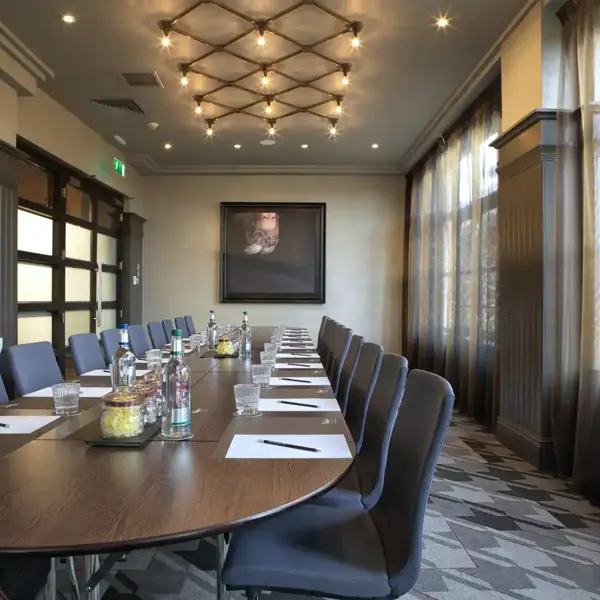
left=54, top=414, right=600, bottom=599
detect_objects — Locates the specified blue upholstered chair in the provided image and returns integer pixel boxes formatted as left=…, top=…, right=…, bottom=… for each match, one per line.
left=100, top=329, right=120, bottom=364
left=0, top=376, right=8, bottom=404
left=7, top=342, right=63, bottom=396
left=222, top=369, right=455, bottom=600
left=337, top=334, right=363, bottom=413
left=316, top=353, right=409, bottom=511
left=185, top=315, right=197, bottom=335
left=69, top=333, right=106, bottom=374
left=129, top=325, right=150, bottom=357
left=174, top=317, right=190, bottom=337
left=329, top=326, right=353, bottom=396
left=162, top=319, right=174, bottom=343
left=345, top=341, right=383, bottom=452
left=147, top=321, right=168, bottom=349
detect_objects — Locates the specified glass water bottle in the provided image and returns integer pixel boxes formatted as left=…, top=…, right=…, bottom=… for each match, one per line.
left=239, top=311, right=252, bottom=359
left=207, top=309, right=218, bottom=349
left=111, top=324, right=136, bottom=392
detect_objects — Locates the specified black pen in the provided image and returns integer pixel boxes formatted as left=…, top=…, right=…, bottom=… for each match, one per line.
left=257, top=439, right=320, bottom=453
left=277, top=400, right=320, bottom=408
left=286, top=363, right=313, bottom=368
left=0, top=423, right=10, bottom=429
left=281, top=377, right=312, bottom=384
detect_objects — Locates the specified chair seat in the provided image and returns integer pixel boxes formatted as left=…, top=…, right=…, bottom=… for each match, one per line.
left=223, top=503, right=390, bottom=598
left=310, top=468, right=363, bottom=508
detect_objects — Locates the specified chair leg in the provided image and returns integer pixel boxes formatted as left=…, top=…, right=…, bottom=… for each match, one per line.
left=216, top=534, right=228, bottom=600
left=82, top=555, right=101, bottom=600
left=66, top=557, right=80, bottom=600
left=245, top=587, right=261, bottom=600
left=44, top=557, right=56, bottom=600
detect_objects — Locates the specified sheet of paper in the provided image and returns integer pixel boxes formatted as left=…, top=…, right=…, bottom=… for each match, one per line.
left=258, top=397, right=340, bottom=412
left=24, top=386, right=113, bottom=398
left=226, top=434, right=351, bottom=459
left=270, top=376, right=330, bottom=387
left=277, top=352, right=320, bottom=359
left=284, top=328, right=308, bottom=333
left=0, top=415, right=60, bottom=435
left=280, top=345, right=316, bottom=350
left=272, top=363, right=319, bottom=370
left=82, top=369, right=150, bottom=377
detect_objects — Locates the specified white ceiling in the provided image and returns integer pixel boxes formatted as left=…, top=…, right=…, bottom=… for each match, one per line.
left=0, top=0, right=527, bottom=173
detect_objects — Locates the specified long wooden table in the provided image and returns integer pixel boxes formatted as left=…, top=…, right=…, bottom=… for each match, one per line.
left=0, top=327, right=354, bottom=557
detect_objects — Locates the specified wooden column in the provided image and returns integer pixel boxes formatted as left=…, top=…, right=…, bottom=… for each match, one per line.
left=492, top=110, right=558, bottom=470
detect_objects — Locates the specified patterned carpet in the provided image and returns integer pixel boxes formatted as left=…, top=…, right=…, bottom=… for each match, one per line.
left=54, top=414, right=600, bottom=599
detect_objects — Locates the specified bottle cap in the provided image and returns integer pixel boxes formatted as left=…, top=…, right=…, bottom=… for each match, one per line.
left=172, top=329, right=183, bottom=337
left=119, top=324, right=129, bottom=329
left=243, top=311, right=247, bottom=315
left=210, top=309, right=214, bottom=313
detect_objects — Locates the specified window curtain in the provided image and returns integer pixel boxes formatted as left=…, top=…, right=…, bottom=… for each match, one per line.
left=406, top=100, right=501, bottom=424
left=552, top=0, right=600, bottom=504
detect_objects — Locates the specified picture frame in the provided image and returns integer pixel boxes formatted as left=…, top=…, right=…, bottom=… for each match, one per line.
left=219, top=202, right=326, bottom=303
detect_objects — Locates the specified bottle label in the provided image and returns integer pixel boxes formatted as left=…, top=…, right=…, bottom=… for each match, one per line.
left=173, top=382, right=190, bottom=426
left=172, top=408, right=190, bottom=426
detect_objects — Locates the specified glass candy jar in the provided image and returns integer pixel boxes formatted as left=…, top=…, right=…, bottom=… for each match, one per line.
left=132, top=381, right=158, bottom=425
left=100, top=390, right=144, bottom=439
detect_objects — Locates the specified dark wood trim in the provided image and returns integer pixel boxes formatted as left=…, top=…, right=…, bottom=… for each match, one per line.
left=0, top=144, right=20, bottom=190
left=123, top=212, right=147, bottom=225
left=401, top=174, right=412, bottom=355
left=491, top=109, right=559, bottom=150
left=496, top=418, right=556, bottom=472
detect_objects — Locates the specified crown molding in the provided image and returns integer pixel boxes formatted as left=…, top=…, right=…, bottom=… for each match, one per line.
left=397, top=0, right=540, bottom=173
left=127, top=154, right=403, bottom=176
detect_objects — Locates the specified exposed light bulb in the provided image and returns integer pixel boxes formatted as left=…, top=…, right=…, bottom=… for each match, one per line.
left=161, top=35, right=171, bottom=47
left=268, top=127, right=276, bottom=136
left=257, top=34, right=265, bottom=46
left=180, top=74, right=189, bottom=87
left=372, top=143, right=379, bottom=149
left=265, top=104, right=272, bottom=114
left=261, top=75, right=269, bottom=86
left=62, top=13, right=76, bottom=23
left=329, top=125, right=338, bottom=136
left=206, top=126, right=214, bottom=137
left=164, top=142, right=172, bottom=150
left=301, top=144, right=309, bottom=149
left=194, top=105, right=202, bottom=116
left=234, top=144, right=241, bottom=149
left=351, top=36, right=360, bottom=48
left=336, top=104, right=343, bottom=114
left=341, top=75, right=349, bottom=86
left=436, top=15, right=450, bottom=29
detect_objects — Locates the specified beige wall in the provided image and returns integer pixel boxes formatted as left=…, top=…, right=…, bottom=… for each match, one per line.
left=142, top=175, right=405, bottom=352
left=0, top=79, right=17, bottom=146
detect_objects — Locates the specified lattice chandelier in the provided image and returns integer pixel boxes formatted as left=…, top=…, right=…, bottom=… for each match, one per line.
left=158, top=0, right=364, bottom=137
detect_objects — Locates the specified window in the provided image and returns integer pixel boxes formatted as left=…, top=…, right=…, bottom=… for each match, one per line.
left=18, top=161, right=52, bottom=208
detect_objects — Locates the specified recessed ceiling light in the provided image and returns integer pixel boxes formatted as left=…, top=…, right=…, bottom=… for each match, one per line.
left=372, top=143, right=379, bottom=149
left=164, top=142, right=172, bottom=150
left=260, top=139, right=276, bottom=146
left=61, top=13, right=76, bottom=24
left=234, top=144, right=241, bottom=149
left=148, top=122, right=159, bottom=130
left=301, top=144, right=309, bottom=149
left=113, top=134, right=126, bottom=146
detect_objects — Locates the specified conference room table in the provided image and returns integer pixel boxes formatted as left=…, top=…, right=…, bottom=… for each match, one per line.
left=0, top=327, right=354, bottom=599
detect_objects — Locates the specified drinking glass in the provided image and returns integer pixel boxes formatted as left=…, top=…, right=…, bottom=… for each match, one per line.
left=233, top=383, right=261, bottom=417
left=189, top=334, right=203, bottom=350
left=264, top=343, right=277, bottom=355
left=52, top=382, right=81, bottom=416
left=251, top=364, right=272, bottom=389
left=145, top=349, right=163, bottom=371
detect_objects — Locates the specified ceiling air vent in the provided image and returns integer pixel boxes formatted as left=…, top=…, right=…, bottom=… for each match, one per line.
left=90, top=98, right=145, bottom=114
left=121, top=72, right=163, bottom=88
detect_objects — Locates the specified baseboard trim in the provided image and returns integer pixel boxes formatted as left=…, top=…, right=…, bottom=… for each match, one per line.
left=496, top=418, right=556, bottom=472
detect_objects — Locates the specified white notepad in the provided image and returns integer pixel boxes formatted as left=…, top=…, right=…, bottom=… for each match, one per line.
left=272, top=363, right=320, bottom=370
left=226, top=434, right=351, bottom=459
left=258, top=397, right=340, bottom=412
left=82, top=369, right=150, bottom=378
left=277, top=352, right=320, bottom=359
left=0, top=415, right=60, bottom=434
left=24, top=386, right=113, bottom=398
left=270, top=376, right=330, bottom=387
left=280, top=346, right=316, bottom=351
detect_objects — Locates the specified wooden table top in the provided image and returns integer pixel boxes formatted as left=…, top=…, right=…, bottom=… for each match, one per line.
left=0, top=327, right=353, bottom=555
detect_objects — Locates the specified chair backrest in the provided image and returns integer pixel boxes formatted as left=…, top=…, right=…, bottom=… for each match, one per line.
left=185, top=315, right=197, bottom=335
left=355, top=353, right=408, bottom=509
left=316, top=316, right=329, bottom=352
left=330, top=326, right=352, bottom=395
left=100, top=329, right=120, bottom=364
left=162, top=319, right=174, bottom=342
left=345, top=341, right=383, bottom=451
left=147, top=321, right=168, bottom=349
left=370, top=369, right=454, bottom=596
left=318, top=318, right=337, bottom=368
left=69, top=333, right=106, bottom=375
left=336, top=334, right=363, bottom=413
left=174, top=317, right=190, bottom=337
left=7, top=342, right=63, bottom=396
left=129, top=325, right=150, bottom=357
left=0, top=375, right=8, bottom=404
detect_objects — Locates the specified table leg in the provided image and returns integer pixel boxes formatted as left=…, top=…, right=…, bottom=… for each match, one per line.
left=216, top=534, right=228, bottom=600
left=83, top=555, right=101, bottom=600
left=44, top=557, right=56, bottom=600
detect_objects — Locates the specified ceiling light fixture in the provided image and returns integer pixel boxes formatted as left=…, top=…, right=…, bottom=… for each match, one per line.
left=372, top=143, right=379, bottom=149
left=179, top=65, right=190, bottom=87
left=164, top=142, right=172, bottom=150
left=256, top=22, right=267, bottom=47
left=159, top=20, right=172, bottom=46
left=267, top=119, right=277, bottom=137
left=350, top=21, right=362, bottom=48
left=435, top=14, right=450, bottom=29
left=341, top=64, right=351, bottom=86
left=328, top=118, right=339, bottom=137
left=61, top=13, right=76, bottom=24
left=264, top=96, right=273, bottom=115
left=301, top=144, right=309, bottom=149
left=260, top=66, right=270, bottom=87
left=194, top=96, right=203, bottom=115
left=335, top=96, right=343, bottom=115
left=205, top=119, right=215, bottom=137
left=234, top=144, right=241, bottom=149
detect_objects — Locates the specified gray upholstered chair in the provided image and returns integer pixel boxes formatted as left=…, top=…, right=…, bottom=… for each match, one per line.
left=318, top=318, right=337, bottom=369
left=162, top=319, right=174, bottom=343
left=174, top=317, right=190, bottom=337
left=0, top=375, right=8, bottom=404
left=345, top=341, right=383, bottom=452
left=100, top=329, right=120, bottom=364
left=128, top=325, right=151, bottom=357
left=6, top=342, right=63, bottom=396
left=336, top=334, right=363, bottom=413
left=222, top=369, right=455, bottom=600
left=69, top=333, right=106, bottom=374
left=316, top=315, right=329, bottom=352
left=329, top=326, right=352, bottom=395
left=147, top=321, right=168, bottom=349
left=184, top=315, right=197, bottom=335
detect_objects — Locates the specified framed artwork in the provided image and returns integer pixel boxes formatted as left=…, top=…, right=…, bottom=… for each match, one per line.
left=220, top=202, right=326, bottom=303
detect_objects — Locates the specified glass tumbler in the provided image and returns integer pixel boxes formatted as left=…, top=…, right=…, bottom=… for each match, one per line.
left=251, top=364, right=272, bottom=389
left=145, top=349, right=163, bottom=371
left=189, top=334, right=203, bottom=351
left=264, top=343, right=277, bottom=355
left=52, top=382, right=81, bottom=416
left=233, top=383, right=261, bottom=417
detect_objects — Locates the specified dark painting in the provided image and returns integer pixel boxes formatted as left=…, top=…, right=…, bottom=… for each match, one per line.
left=220, top=202, right=326, bottom=303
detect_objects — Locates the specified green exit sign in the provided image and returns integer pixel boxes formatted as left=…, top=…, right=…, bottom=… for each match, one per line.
left=113, top=158, right=126, bottom=177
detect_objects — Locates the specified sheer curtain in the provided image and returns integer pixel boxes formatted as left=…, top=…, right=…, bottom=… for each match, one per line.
left=406, top=101, right=501, bottom=424
left=553, top=0, right=600, bottom=503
